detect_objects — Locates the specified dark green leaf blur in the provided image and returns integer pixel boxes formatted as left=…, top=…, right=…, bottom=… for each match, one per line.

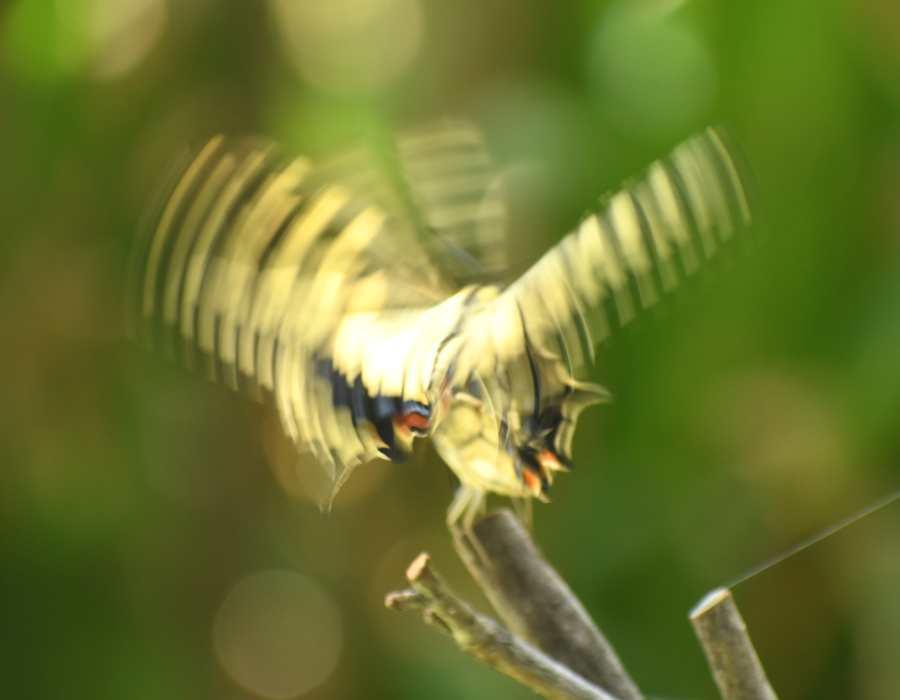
left=2, top=0, right=899, bottom=698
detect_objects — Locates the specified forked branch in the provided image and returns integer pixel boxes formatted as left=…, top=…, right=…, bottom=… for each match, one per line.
left=385, top=553, right=617, bottom=700
left=452, top=510, right=642, bottom=700
left=386, top=509, right=779, bottom=700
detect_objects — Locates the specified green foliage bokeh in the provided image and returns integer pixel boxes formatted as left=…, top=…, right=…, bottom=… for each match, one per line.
left=2, top=0, right=900, bottom=698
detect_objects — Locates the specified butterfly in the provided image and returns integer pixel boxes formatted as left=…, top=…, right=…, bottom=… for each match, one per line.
left=128, top=120, right=758, bottom=528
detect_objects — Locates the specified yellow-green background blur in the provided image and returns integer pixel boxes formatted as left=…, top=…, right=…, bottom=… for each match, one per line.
left=2, top=0, right=900, bottom=698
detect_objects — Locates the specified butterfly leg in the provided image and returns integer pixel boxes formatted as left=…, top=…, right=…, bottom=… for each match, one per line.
left=446, top=484, right=486, bottom=533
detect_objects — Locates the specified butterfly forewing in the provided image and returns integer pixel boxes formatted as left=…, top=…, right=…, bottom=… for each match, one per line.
left=456, top=126, right=761, bottom=404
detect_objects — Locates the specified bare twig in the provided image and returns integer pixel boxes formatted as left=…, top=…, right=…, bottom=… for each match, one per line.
left=452, top=510, right=642, bottom=700
left=386, top=553, right=619, bottom=700
left=690, top=588, right=779, bottom=700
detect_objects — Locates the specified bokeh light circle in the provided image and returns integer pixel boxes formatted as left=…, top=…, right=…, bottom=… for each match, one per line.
left=585, top=1, right=716, bottom=137
left=213, top=571, right=343, bottom=699
left=268, top=0, right=423, bottom=94
left=3, top=0, right=166, bottom=83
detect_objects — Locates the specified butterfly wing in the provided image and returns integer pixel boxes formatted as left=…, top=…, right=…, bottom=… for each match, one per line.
left=449, top=126, right=761, bottom=467
left=393, top=118, right=509, bottom=281
left=128, top=135, right=469, bottom=505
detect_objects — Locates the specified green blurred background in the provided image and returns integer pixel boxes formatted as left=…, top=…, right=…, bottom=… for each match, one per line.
left=2, top=0, right=900, bottom=698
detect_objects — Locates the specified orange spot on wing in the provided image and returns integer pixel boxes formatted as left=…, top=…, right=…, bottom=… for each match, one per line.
left=522, top=469, right=543, bottom=497
left=402, top=412, right=429, bottom=431
left=538, top=450, right=566, bottom=472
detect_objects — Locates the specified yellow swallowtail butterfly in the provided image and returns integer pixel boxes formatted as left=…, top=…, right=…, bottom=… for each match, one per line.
left=128, top=120, right=758, bottom=527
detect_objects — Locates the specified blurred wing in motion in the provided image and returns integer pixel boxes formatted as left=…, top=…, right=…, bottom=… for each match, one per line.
left=459, top=125, right=757, bottom=380
left=436, top=127, right=760, bottom=518
left=127, top=134, right=475, bottom=506
left=393, top=119, right=509, bottom=281
left=306, top=118, right=509, bottom=285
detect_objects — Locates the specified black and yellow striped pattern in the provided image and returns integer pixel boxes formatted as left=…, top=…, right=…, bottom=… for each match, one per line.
left=455, top=126, right=755, bottom=379
left=432, top=127, right=757, bottom=521
left=128, top=123, right=759, bottom=518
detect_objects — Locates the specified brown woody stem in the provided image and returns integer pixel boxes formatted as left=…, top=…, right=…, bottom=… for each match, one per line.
left=452, top=509, right=642, bottom=700
left=690, top=588, right=779, bottom=700
left=386, top=553, right=619, bottom=700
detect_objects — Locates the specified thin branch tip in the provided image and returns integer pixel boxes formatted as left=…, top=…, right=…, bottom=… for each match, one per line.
left=406, top=552, right=430, bottom=580
left=691, top=587, right=779, bottom=700
left=690, top=587, right=732, bottom=618
left=384, top=588, right=424, bottom=612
